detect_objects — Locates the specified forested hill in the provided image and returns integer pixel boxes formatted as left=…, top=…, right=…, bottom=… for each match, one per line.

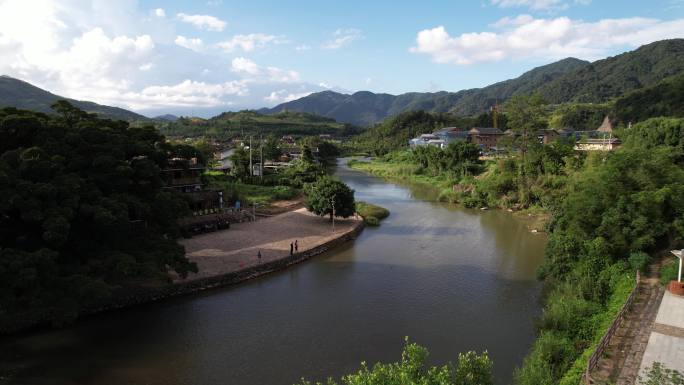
left=0, top=75, right=148, bottom=121
left=261, top=58, right=588, bottom=126
left=538, top=39, right=684, bottom=104
left=262, top=39, right=684, bottom=126
left=158, top=109, right=358, bottom=139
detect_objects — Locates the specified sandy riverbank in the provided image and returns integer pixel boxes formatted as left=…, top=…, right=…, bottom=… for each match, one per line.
left=177, top=208, right=363, bottom=282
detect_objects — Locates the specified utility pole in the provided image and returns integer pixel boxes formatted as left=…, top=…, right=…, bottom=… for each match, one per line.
left=331, top=195, right=336, bottom=232
left=259, top=134, right=263, bottom=183
left=249, top=135, right=253, bottom=180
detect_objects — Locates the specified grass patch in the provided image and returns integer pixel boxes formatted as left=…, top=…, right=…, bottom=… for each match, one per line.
left=210, top=181, right=298, bottom=206
left=660, top=259, right=680, bottom=285
left=355, top=201, right=390, bottom=226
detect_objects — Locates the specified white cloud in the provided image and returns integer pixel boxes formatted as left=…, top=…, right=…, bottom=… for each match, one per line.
left=175, top=35, right=203, bottom=51
left=266, top=66, right=299, bottom=83
left=295, top=44, right=311, bottom=51
left=322, top=28, right=362, bottom=49
left=491, top=14, right=534, bottom=28
left=231, top=57, right=260, bottom=75
left=217, top=33, right=282, bottom=52
left=264, top=89, right=312, bottom=103
left=153, top=8, right=165, bottom=18
left=410, top=16, right=684, bottom=65
left=490, top=0, right=590, bottom=11
left=177, top=13, right=226, bottom=31
left=365, top=77, right=373, bottom=86
left=0, top=0, right=336, bottom=113
left=92, top=79, right=247, bottom=110
left=231, top=57, right=299, bottom=82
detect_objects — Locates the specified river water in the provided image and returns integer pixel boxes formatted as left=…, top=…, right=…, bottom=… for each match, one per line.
left=1, top=160, right=546, bottom=385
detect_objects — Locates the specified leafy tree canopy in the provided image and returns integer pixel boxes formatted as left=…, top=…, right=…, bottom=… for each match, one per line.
left=0, top=102, right=196, bottom=331
left=305, top=177, right=355, bottom=221
left=297, top=339, right=493, bottom=385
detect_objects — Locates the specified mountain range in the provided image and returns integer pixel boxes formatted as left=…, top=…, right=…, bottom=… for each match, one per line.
left=0, top=75, right=147, bottom=121
left=261, top=39, right=684, bottom=126
left=2, top=39, right=684, bottom=127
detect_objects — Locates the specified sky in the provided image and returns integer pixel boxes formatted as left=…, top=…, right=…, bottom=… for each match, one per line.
left=1, top=0, right=684, bottom=117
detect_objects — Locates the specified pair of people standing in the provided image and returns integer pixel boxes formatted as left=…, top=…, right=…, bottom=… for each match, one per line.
left=289, top=240, right=299, bottom=255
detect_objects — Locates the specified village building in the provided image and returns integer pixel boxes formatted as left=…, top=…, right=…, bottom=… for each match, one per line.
left=468, top=127, right=504, bottom=148
left=162, top=158, right=221, bottom=214
left=574, top=116, right=621, bottom=151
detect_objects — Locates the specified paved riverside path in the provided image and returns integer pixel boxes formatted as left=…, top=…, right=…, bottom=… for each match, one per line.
left=591, top=275, right=663, bottom=385
left=637, top=290, right=684, bottom=378
left=176, top=208, right=362, bottom=282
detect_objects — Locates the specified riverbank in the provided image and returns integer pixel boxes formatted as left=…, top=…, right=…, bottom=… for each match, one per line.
left=90, top=209, right=364, bottom=313
left=178, top=208, right=363, bottom=282
left=348, top=157, right=549, bottom=232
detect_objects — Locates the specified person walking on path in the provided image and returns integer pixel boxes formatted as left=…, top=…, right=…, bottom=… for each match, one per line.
left=290, top=242, right=293, bottom=255
left=294, top=239, right=298, bottom=252
left=257, top=250, right=261, bottom=260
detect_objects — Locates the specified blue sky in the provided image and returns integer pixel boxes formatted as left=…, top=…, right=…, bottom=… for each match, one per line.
left=1, top=0, right=684, bottom=117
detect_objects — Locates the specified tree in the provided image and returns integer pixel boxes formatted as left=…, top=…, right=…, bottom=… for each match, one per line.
left=302, top=144, right=315, bottom=164
left=263, top=135, right=282, bottom=161
left=305, top=177, right=355, bottom=221
left=296, top=339, right=493, bottom=385
left=230, top=145, right=251, bottom=179
left=0, top=105, right=197, bottom=331
left=504, top=94, right=549, bottom=205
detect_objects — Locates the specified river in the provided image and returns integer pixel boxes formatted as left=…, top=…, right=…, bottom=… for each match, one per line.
left=1, top=160, right=546, bottom=385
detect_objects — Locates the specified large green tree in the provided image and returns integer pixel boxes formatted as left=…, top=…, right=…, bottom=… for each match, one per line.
left=262, top=134, right=282, bottom=161
left=305, top=177, right=355, bottom=221
left=0, top=102, right=196, bottom=330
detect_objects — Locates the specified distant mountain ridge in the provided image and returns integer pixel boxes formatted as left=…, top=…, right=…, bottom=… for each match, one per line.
left=0, top=75, right=147, bottom=121
left=261, top=39, right=684, bottom=126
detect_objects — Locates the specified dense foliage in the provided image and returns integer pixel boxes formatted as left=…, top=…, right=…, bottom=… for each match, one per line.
left=613, top=74, right=684, bottom=126
left=297, top=339, right=493, bottom=385
left=353, top=111, right=471, bottom=155
left=305, top=177, right=355, bottom=221
left=539, top=39, right=684, bottom=104
left=158, top=110, right=357, bottom=140
left=0, top=103, right=196, bottom=331
left=350, top=115, right=684, bottom=384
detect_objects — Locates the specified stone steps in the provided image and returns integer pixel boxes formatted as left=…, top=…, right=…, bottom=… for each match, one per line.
left=589, top=279, right=664, bottom=385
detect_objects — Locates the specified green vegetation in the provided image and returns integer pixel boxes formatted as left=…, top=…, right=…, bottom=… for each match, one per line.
left=158, top=110, right=358, bottom=140
left=305, top=177, right=356, bottom=221
left=0, top=76, right=147, bottom=121
left=296, top=339, right=493, bottom=385
left=263, top=57, right=587, bottom=126
left=0, top=102, right=196, bottom=331
left=209, top=181, right=298, bottom=206
left=660, top=260, right=680, bottom=285
left=639, top=362, right=684, bottom=385
left=350, top=111, right=684, bottom=384
left=355, top=201, right=389, bottom=226
left=539, top=39, right=684, bottom=105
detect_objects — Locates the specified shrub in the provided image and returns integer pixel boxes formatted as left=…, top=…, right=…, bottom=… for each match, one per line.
left=660, top=260, right=680, bottom=285
left=628, top=252, right=650, bottom=273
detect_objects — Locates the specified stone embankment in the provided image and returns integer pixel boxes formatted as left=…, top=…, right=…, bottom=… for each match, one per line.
left=88, top=209, right=364, bottom=314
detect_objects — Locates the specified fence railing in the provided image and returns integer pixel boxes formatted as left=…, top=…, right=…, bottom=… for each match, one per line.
left=583, top=270, right=641, bottom=385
